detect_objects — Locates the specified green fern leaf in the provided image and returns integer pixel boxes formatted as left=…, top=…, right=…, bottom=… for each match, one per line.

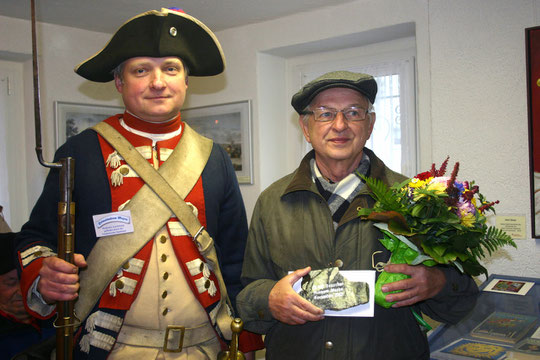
left=359, top=174, right=404, bottom=212
left=475, top=226, right=516, bottom=259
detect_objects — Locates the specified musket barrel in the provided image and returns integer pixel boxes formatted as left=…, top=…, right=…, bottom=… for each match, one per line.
left=31, top=0, right=60, bottom=169
left=30, top=1, right=76, bottom=358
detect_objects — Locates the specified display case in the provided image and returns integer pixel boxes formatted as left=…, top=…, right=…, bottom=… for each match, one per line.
left=428, top=274, right=540, bottom=359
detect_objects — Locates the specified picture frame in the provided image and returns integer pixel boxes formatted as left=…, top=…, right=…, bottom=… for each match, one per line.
left=182, top=100, right=253, bottom=184
left=526, top=26, right=540, bottom=238
left=54, top=101, right=124, bottom=148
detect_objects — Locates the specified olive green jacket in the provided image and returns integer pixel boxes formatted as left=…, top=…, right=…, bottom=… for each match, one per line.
left=237, top=148, right=478, bottom=360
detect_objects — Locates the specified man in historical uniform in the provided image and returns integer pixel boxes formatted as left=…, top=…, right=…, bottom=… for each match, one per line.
left=15, top=8, right=262, bottom=359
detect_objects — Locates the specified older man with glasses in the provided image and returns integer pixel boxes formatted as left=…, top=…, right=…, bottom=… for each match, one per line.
left=236, top=71, right=479, bottom=360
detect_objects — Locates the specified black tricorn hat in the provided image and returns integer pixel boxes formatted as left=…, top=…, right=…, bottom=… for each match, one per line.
left=75, top=8, right=225, bottom=82
left=291, top=71, right=378, bottom=114
left=0, top=232, right=17, bottom=275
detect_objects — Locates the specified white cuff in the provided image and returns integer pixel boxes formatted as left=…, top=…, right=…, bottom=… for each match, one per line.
left=27, top=276, right=56, bottom=317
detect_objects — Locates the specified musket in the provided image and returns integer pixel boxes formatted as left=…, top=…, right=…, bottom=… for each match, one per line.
left=31, top=1, right=77, bottom=358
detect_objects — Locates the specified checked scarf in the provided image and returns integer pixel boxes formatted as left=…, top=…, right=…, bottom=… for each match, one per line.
left=311, top=152, right=370, bottom=229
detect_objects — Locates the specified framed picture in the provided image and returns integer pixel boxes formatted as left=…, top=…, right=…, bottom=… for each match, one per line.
left=526, top=26, right=540, bottom=238
left=54, top=101, right=123, bottom=148
left=182, top=100, right=253, bottom=184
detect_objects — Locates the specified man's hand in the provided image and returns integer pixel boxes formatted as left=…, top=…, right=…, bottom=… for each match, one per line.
left=268, top=266, right=324, bottom=325
left=381, top=264, right=446, bottom=308
left=37, top=254, right=87, bottom=304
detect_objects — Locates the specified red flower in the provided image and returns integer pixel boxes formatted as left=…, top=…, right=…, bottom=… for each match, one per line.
left=478, top=200, right=500, bottom=213
left=427, top=156, right=450, bottom=177
left=416, top=171, right=432, bottom=181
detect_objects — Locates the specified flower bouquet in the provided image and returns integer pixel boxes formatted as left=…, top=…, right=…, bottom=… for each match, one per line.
left=357, top=157, right=516, bottom=308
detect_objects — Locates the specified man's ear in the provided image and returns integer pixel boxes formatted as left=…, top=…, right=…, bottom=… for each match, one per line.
left=114, top=75, right=123, bottom=93
left=367, top=112, right=376, bottom=139
left=299, top=115, right=311, bottom=143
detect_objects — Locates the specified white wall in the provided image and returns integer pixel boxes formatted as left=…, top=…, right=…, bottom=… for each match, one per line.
left=428, top=0, right=539, bottom=277
left=0, top=15, right=122, bottom=226
left=205, top=0, right=432, bottom=217
left=207, top=0, right=540, bottom=277
left=0, top=0, right=538, bottom=277
left=223, top=0, right=540, bottom=278
left=0, top=60, right=28, bottom=230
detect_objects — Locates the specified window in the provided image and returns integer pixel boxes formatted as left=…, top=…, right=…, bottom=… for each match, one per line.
left=363, top=58, right=417, bottom=176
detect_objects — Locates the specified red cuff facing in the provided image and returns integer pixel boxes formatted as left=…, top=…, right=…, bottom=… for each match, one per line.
left=18, top=257, right=54, bottom=320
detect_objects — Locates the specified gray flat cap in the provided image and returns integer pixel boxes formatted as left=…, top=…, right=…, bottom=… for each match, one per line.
left=291, top=71, right=377, bottom=114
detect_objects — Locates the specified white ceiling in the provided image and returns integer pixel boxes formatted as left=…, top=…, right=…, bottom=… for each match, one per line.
left=0, top=0, right=357, bottom=33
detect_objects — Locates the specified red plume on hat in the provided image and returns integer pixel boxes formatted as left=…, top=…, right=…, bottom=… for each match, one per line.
left=166, top=7, right=185, bottom=13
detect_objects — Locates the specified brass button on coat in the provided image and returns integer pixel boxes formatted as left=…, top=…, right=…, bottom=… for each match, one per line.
left=161, top=254, right=167, bottom=262
left=325, top=341, right=333, bottom=350
left=115, top=280, right=124, bottom=289
left=120, top=167, right=129, bottom=175
left=122, top=262, right=130, bottom=270
left=163, top=272, right=169, bottom=280
left=162, top=290, right=168, bottom=299
left=334, top=259, right=344, bottom=268
left=162, top=308, right=169, bottom=316
left=204, top=279, right=211, bottom=289
left=159, top=235, right=167, bottom=244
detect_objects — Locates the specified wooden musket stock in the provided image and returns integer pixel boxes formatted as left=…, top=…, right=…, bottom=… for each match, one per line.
left=55, top=158, right=76, bottom=359
left=31, top=1, right=77, bottom=358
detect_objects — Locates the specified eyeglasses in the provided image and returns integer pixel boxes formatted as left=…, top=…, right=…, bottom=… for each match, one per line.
left=306, top=106, right=369, bottom=122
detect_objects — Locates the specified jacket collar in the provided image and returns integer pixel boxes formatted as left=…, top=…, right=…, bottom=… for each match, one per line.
left=281, top=148, right=406, bottom=227
left=282, top=147, right=396, bottom=197
left=281, top=150, right=317, bottom=196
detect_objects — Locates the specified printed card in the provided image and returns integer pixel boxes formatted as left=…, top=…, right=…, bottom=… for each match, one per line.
left=483, top=278, right=535, bottom=296
left=292, top=270, right=375, bottom=317
left=431, top=338, right=511, bottom=360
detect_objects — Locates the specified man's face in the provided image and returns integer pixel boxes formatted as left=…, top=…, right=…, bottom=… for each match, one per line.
left=0, top=269, right=29, bottom=321
left=115, top=56, right=188, bottom=123
left=299, top=87, right=375, bottom=174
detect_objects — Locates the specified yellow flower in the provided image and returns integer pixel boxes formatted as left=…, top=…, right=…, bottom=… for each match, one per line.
left=427, top=181, right=447, bottom=195
left=460, top=212, right=475, bottom=227
left=408, top=177, right=431, bottom=188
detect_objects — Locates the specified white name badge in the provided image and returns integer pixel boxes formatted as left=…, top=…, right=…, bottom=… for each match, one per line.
left=93, top=210, right=134, bottom=237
